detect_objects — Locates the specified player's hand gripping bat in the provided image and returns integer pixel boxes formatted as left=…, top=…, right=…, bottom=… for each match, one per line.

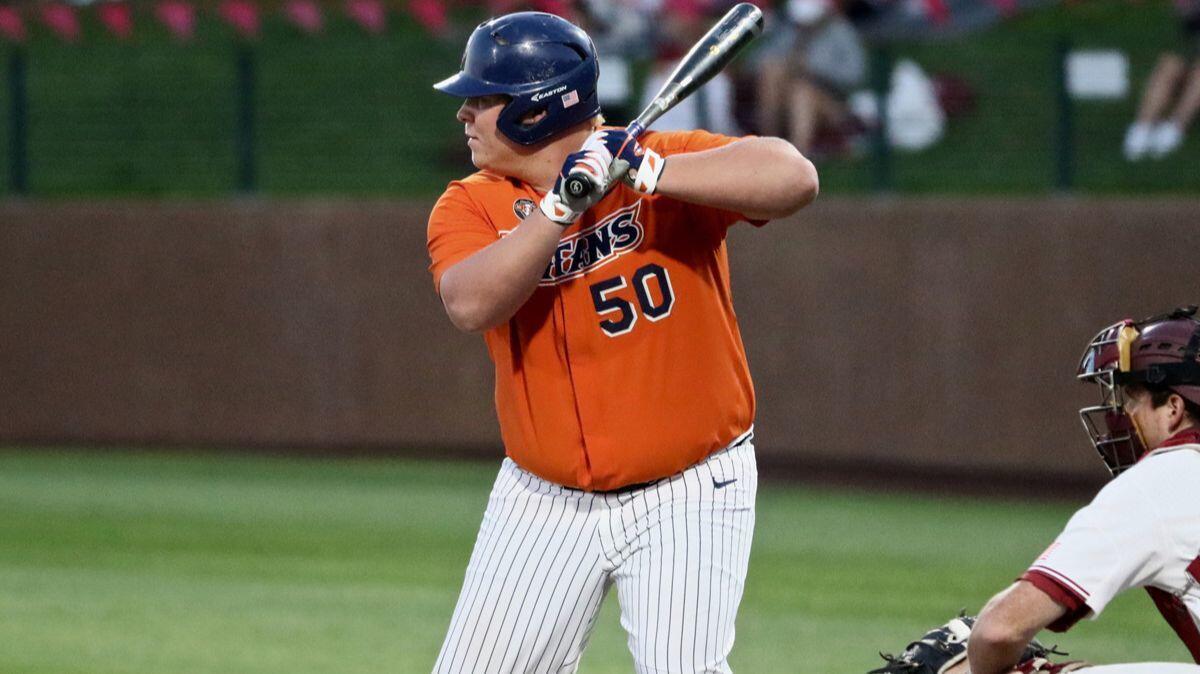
left=560, top=2, right=764, bottom=210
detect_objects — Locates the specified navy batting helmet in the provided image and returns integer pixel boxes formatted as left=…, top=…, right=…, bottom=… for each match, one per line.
left=433, top=12, right=601, bottom=146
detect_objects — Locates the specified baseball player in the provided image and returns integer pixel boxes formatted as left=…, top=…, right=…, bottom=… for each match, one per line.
left=965, top=307, right=1200, bottom=674
left=425, top=11, right=817, bottom=674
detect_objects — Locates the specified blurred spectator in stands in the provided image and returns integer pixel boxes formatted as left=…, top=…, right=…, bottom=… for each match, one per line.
left=842, top=0, right=892, bottom=24
left=1123, top=0, right=1200, bottom=160
left=638, top=0, right=743, bottom=134
left=409, top=0, right=570, bottom=39
left=753, top=0, right=867, bottom=155
left=572, top=0, right=655, bottom=123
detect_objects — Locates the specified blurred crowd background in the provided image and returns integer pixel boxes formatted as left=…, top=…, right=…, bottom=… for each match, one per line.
left=0, top=0, right=1197, bottom=197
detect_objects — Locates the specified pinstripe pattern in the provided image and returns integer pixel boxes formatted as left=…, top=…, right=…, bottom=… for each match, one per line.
left=432, top=433, right=757, bottom=674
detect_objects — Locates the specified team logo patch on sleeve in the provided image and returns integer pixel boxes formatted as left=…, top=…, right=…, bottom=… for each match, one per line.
left=513, top=198, right=537, bottom=220
left=539, top=201, right=645, bottom=286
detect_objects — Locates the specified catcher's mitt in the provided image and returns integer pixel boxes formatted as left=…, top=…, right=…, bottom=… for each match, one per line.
left=867, top=612, right=1090, bottom=674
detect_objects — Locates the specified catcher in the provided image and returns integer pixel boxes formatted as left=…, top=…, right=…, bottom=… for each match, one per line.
left=869, top=308, right=1200, bottom=674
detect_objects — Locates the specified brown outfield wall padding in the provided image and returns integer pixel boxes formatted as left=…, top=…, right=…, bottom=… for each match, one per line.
left=731, top=197, right=1200, bottom=479
left=0, top=198, right=1196, bottom=479
left=0, top=201, right=497, bottom=450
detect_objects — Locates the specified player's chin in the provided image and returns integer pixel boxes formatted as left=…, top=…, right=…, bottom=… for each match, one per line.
left=466, top=144, right=486, bottom=168
left=470, top=151, right=500, bottom=173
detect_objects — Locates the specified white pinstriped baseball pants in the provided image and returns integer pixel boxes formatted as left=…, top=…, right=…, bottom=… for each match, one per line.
left=432, top=432, right=757, bottom=674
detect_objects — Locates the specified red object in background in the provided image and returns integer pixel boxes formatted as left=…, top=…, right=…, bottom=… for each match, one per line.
left=486, top=0, right=566, bottom=14
left=0, top=5, right=26, bottom=43
left=219, top=0, right=260, bottom=37
left=156, top=0, right=196, bottom=41
left=924, top=0, right=950, bottom=23
left=407, top=0, right=448, bottom=36
left=663, top=0, right=707, bottom=19
left=40, top=2, right=81, bottom=42
left=533, top=0, right=570, bottom=16
left=98, top=2, right=135, bottom=40
left=345, top=0, right=387, bottom=34
left=284, top=0, right=324, bottom=34
left=990, top=0, right=1018, bottom=16
left=933, top=73, right=977, bottom=118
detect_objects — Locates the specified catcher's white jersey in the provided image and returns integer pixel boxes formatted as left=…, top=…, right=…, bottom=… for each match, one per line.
left=1022, top=433, right=1200, bottom=663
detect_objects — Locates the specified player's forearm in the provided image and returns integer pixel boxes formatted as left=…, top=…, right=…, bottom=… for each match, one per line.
left=966, top=638, right=1029, bottom=674
left=968, top=594, right=1046, bottom=674
left=654, top=137, right=818, bottom=220
left=438, top=213, right=563, bottom=332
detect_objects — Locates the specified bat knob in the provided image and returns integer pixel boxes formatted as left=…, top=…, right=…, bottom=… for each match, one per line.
left=564, top=174, right=591, bottom=199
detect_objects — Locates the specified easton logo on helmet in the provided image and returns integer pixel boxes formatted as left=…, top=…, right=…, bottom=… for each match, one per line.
left=539, top=201, right=644, bottom=285
left=531, top=85, right=569, bottom=102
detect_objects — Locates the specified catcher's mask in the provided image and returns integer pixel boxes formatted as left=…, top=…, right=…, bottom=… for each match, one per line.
left=1077, top=306, right=1200, bottom=475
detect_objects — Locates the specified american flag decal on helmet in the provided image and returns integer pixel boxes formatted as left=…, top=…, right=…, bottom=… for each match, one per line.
left=561, top=90, right=579, bottom=108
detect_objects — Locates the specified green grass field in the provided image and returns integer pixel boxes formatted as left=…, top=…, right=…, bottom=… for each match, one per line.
left=0, top=449, right=1190, bottom=673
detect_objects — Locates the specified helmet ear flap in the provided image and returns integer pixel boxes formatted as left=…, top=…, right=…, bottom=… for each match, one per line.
left=496, top=97, right=552, bottom=145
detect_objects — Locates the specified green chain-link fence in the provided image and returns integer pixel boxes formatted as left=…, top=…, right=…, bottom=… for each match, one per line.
left=1, top=0, right=1196, bottom=197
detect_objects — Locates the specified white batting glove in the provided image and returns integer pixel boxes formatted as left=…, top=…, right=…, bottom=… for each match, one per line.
left=539, top=141, right=615, bottom=225
left=583, top=129, right=666, bottom=195
left=626, top=146, right=665, bottom=194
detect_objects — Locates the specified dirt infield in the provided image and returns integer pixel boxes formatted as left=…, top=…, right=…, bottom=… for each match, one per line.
left=2, top=197, right=1196, bottom=481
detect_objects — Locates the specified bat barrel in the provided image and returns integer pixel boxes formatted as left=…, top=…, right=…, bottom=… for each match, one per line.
left=641, top=2, right=763, bottom=127
left=556, top=2, right=763, bottom=212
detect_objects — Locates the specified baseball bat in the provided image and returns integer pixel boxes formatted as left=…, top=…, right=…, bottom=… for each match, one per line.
left=561, top=2, right=764, bottom=207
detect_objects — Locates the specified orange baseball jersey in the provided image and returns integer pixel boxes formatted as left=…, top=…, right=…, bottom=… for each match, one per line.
left=428, top=128, right=765, bottom=491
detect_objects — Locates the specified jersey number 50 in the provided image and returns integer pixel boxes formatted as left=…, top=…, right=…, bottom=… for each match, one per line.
left=588, top=263, right=674, bottom=337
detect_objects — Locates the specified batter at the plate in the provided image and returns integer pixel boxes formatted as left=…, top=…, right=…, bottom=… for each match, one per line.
left=425, top=11, right=818, bottom=674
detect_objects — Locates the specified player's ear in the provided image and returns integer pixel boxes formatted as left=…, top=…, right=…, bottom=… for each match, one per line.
left=1168, top=392, right=1189, bottom=427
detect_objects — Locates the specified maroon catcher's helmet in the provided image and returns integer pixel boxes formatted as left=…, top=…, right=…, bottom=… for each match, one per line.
left=1077, top=306, right=1200, bottom=475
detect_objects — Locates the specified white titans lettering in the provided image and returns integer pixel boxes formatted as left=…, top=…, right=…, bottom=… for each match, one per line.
left=539, top=201, right=645, bottom=286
